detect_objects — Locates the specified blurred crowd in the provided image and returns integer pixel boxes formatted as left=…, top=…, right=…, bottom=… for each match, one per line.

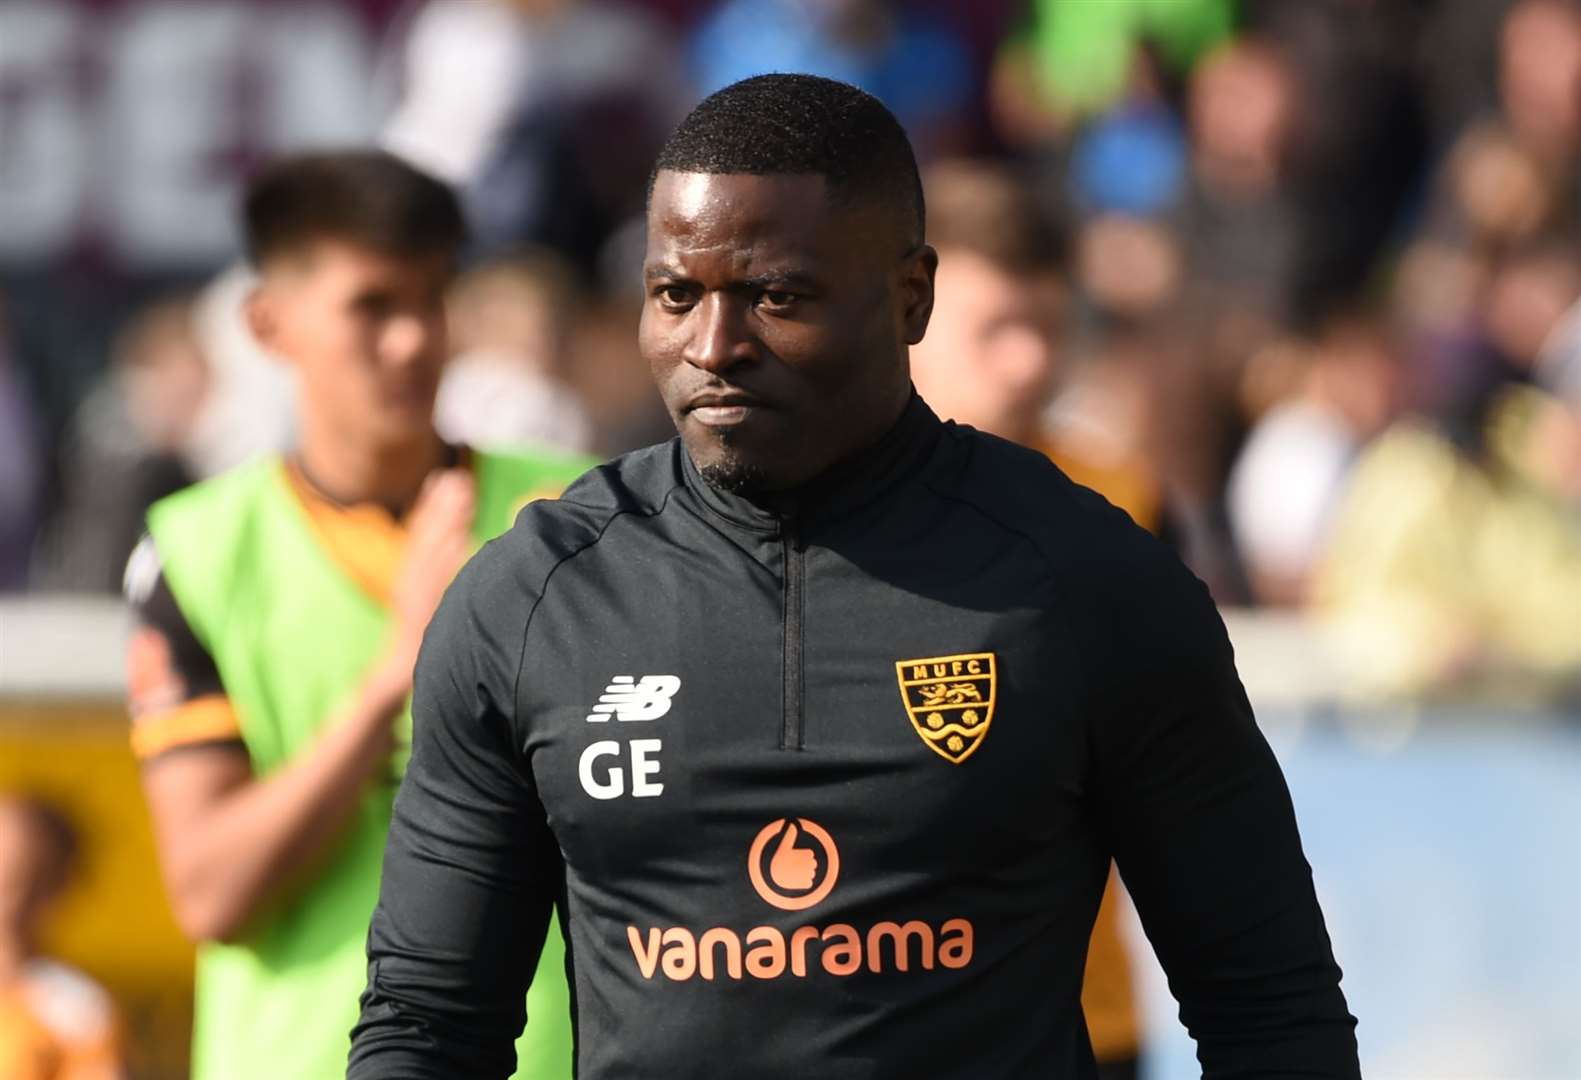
left=3, top=0, right=1580, bottom=703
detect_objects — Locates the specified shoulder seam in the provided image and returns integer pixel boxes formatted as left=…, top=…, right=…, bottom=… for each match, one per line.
left=509, top=480, right=685, bottom=722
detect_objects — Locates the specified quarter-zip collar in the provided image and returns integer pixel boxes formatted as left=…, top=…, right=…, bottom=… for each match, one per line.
left=680, top=390, right=944, bottom=536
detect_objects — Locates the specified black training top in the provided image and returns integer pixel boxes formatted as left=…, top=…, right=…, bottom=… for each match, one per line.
left=348, top=396, right=1359, bottom=1080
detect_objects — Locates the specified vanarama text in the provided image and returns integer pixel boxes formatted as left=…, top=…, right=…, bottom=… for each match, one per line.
left=626, top=918, right=974, bottom=981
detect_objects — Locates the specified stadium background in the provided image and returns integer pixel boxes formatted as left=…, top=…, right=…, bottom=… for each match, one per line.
left=0, top=0, right=1577, bottom=1077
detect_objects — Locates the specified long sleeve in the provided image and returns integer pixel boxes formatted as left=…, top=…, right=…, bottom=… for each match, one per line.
left=1083, top=541, right=1360, bottom=1078
left=348, top=548, right=561, bottom=1079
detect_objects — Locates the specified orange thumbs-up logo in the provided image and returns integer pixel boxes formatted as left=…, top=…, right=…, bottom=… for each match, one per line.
left=747, top=818, right=840, bottom=911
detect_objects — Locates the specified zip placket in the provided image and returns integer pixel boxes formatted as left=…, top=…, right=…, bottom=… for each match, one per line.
left=780, top=523, right=806, bottom=750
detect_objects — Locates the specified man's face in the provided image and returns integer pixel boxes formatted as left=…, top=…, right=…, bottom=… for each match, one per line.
left=908, top=247, right=1061, bottom=445
left=641, top=171, right=934, bottom=494
left=249, top=240, right=452, bottom=449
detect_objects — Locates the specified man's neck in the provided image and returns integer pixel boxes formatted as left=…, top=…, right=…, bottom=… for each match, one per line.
left=295, top=423, right=446, bottom=514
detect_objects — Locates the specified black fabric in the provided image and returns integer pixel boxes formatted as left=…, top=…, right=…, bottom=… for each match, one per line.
left=350, top=396, right=1359, bottom=1080
left=125, top=554, right=244, bottom=760
left=131, top=567, right=226, bottom=703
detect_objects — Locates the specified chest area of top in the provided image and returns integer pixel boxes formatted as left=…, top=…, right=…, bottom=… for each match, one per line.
left=519, top=524, right=1085, bottom=850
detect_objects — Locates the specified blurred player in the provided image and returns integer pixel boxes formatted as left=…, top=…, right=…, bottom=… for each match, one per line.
left=910, top=158, right=1146, bottom=1080
left=123, top=151, right=589, bottom=1080
left=0, top=796, right=125, bottom=1080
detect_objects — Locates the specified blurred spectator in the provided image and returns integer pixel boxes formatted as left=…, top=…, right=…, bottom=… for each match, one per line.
left=1411, top=242, right=1581, bottom=442
left=1244, top=0, right=1429, bottom=319
left=910, top=161, right=1065, bottom=449
left=0, top=796, right=125, bottom=1080
left=436, top=253, right=594, bottom=452
left=382, top=0, right=689, bottom=269
left=3, top=0, right=1573, bottom=653
left=1174, top=35, right=1302, bottom=322
left=0, top=301, right=44, bottom=591
left=1420, top=0, right=1581, bottom=265
left=1073, top=215, right=1183, bottom=324
left=1496, top=0, right=1581, bottom=178
left=31, top=297, right=209, bottom=593
left=990, top=0, right=1232, bottom=141
left=1066, top=46, right=1189, bottom=219
left=1433, top=127, right=1556, bottom=254
left=690, top=0, right=974, bottom=157
left=1484, top=246, right=1581, bottom=374
left=1312, top=257, right=1581, bottom=701
left=1228, top=313, right=1403, bottom=606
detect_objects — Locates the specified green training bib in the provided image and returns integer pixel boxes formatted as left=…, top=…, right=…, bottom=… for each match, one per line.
left=148, top=448, right=591, bottom=1080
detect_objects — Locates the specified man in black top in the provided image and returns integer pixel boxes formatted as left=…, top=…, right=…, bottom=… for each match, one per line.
left=349, top=75, right=1359, bottom=1079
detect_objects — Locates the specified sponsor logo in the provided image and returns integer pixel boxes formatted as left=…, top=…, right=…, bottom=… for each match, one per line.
left=625, top=819, right=975, bottom=982
left=585, top=674, right=681, bottom=723
left=747, top=818, right=840, bottom=911
left=895, top=652, right=997, bottom=764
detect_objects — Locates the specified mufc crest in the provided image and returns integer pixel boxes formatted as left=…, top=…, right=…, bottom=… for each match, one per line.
left=894, top=652, right=996, bottom=765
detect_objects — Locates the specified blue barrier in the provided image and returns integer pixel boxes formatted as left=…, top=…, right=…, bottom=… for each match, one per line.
left=1138, top=716, right=1581, bottom=1079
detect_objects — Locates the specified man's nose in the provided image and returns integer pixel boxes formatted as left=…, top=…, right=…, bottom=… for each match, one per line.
left=682, top=293, right=755, bottom=374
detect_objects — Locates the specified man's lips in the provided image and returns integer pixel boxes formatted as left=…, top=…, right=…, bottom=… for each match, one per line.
left=684, top=392, right=770, bottom=427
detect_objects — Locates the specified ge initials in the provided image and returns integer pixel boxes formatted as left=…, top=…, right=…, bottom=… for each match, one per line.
left=579, top=675, right=679, bottom=800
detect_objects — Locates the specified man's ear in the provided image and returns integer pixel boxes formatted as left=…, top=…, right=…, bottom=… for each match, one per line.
left=900, top=244, right=938, bottom=346
left=244, top=281, right=286, bottom=357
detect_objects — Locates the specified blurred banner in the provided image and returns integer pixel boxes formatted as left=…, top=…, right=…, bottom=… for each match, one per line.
left=0, top=0, right=400, bottom=431
left=0, top=0, right=401, bottom=269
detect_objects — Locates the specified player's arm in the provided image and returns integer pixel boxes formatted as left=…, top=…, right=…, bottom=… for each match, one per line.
left=1086, top=540, right=1360, bottom=1078
left=349, top=543, right=557, bottom=1079
left=131, top=471, right=476, bottom=943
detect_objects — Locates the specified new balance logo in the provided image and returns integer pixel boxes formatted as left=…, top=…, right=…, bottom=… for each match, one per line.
left=585, top=675, right=682, bottom=723
left=580, top=675, right=678, bottom=800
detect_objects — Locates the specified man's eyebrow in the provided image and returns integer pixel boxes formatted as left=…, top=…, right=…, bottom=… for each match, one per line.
left=642, top=264, right=824, bottom=289
left=741, top=269, right=821, bottom=290
left=643, top=262, right=691, bottom=282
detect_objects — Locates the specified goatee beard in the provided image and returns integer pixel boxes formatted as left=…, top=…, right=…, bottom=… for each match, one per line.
left=698, top=455, right=770, bottom=496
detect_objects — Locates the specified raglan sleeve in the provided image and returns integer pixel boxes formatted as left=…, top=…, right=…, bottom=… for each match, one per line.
left=1084, top=531, right=1360, bottom=1078
left=349, top=540, right=560, bottom=1079
left=123, top=535, right=245, bottom=761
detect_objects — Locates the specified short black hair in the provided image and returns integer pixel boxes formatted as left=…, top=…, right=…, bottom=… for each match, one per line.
left=651, top=74, right=924, bottom=246
left=243, top=149, right=466, bottom=268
